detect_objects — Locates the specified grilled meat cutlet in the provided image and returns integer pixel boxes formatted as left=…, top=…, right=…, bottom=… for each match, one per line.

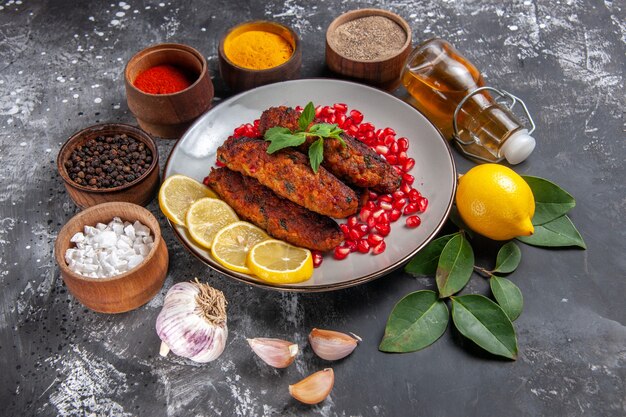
left=258, top=106, right=402, bottom=194
left=206, top=168, right=343, bottom=252
left=216, top=136, right=358, bottom=218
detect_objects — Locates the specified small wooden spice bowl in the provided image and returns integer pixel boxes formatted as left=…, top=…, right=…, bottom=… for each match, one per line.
left=326, top=9, right=412, bottom=90
left=125, top=43, right=214, bottom=139
left=57, top=123, right=160, bottom=210
left=54, top=202, right=169, bottom=314
left=218, top=20, right=302, bottom=92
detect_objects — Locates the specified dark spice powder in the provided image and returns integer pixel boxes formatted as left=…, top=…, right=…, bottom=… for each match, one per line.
left=65, top=134, right=152, bottom=189
left=331, top=15, right=407, bottom=61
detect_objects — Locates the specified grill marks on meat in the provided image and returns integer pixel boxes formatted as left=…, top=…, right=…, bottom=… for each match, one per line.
left=217, top=136, right=358, bottom=218
left=258, top=106, right=401, bottom=194
left=207, top=168, right=343, bottom=252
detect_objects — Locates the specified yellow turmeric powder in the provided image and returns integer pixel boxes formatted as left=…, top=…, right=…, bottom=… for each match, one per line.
left=224, top=30, right=293, bottom=70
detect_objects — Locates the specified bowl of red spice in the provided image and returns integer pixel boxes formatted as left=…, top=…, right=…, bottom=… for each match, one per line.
left=218, top=20, right=302, bottom=92
left=57, top=123, right=160, bottom=209
left=124, top=43, right=214, bottom=139
left=326, top=9, right=412, bottom=90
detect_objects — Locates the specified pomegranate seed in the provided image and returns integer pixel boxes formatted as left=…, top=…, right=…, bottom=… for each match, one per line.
left=406, top=215, right=421, bottom=228
left=347, top=124, right=359, bottom=136
left=312, top=251, right=324, bottom=268
left=404, top=202, right=419, bottom=215
left=365, top=131, right=375, bottom=142
left=339, top=224, right=350, bottom=239
left=372, top=209, right=385, bottom=220
left=334, top=246, right=351, bottom=260
left=378, top=212, right=390, bottom=224
left=327, top=114, right=336, bottom=123
left=375, top=223, right=391, bottom=236
left=365, top=200, right=377, bottom=211
left=389, top=209, right=402, bottom=222
left=368, top=191, right=379, bottom=201
left=357, top=239, right=370, bottom=253
left=397, top=151, right=408, bottom=164
left=384, top=135, right=396, bottom=147
left=359, top=208, right=372, bottom=222
left=379, top=201, right=393, bottom=211
left=349, top=229, right=362, bottom=241
left=323, top=106, right=335, bottom=116
left=403, top=158, right=416, bottom=172
left=393, top=165, right=403, bottom=175
left=295, top=105, right=303, bottom=112
left=378, top=194, right=392, bottom=203
left=350, top=109, right=364, bottom=124
left=367, top=233, right=384, bottom=246
left=372, top=240, right=387, bottom=255
left=401, top=182, right=412, bottom=195
left=398, top=137, right=409, bottom=151
left=382, top=127, right=396, bottom=137
left=334, top=103, right=348, bottom=114
left=409, top=188, right=421, bottom=202
left=375, top=129, right=384, bottom=139
left=392, top=190, right=405, bottom=200
left=345, top=240, right=358, bottom=252
left=385, top=154, right=398, bottom=165
left=336, top=113, right=346, bottom=126
left=403, top=173, right=415, bottom=185
left=389, top=142, right=399, bottom=154
left=356, top=223, right=369, bottom=235
left=418, top=197, right=429, bottom=212
left=347, top=216, right=358, bottom=227
left=375, top=145, right=389, bottom=155
left=393, top=198, right=407, bottom=210
left=315, top=105, right=323, bottom=117
left=367, top=216, right=376, bottom=229
left=359, top=122, right=375, bottom=133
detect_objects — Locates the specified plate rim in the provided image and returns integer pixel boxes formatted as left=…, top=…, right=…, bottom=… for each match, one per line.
left=163, top=78, right=457, bottom=292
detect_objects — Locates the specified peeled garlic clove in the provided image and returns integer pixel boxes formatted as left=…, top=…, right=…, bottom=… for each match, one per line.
left=247, top=338, right=299, bottom=368
left=289, top=368, right=334, bottom=405
left=309, top=328, right=361, bottom=361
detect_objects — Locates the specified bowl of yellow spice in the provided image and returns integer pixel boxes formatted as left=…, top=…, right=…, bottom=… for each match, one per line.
left=218, top=21, right=302, bottom=92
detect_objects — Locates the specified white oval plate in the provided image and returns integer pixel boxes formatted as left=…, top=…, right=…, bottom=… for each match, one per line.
left=164, top=79, right=456, bottom=291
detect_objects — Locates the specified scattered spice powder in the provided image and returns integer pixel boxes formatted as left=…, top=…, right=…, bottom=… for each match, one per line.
left=331, top=16, right=407, bottom=61
left=133, top=64, right=195, bottom=94
left=224, top=30, right=293, bottom=70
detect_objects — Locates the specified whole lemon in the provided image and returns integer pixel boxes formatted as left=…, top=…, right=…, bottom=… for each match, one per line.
left=456, top=164, right=535, bottom=241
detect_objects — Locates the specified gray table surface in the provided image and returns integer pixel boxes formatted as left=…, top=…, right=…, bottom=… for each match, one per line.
left=1, top=1, right=624, bottom=416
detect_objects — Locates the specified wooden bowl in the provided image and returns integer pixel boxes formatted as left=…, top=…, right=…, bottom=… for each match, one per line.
left=218, top=21, right=302, bottom=92
left=54, top=202, right=169, bottom=313
left=57, top=123, right=160, bottom=209
left=125, top=43, right=214, bottom=139
left=326, top=9, right=412, bottom=90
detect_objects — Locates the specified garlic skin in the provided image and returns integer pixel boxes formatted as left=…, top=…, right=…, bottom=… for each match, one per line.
left=247, top=338, right=298, bottom=368
left=155, top=280, right=228, bottom=363
left=308, top=328, right=361, bottom=361
left=289, top=368, right=334, bottom=405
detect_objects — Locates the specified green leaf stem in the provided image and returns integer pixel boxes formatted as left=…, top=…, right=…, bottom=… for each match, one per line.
left=379, top=290, right=449, bottom=353
left=490, top=276, right=524, bottom=321
left=451, top=295, right=518, bottom=360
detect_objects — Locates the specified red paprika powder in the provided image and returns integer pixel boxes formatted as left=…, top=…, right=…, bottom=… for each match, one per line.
left=133, top=64, right=195, bottom=94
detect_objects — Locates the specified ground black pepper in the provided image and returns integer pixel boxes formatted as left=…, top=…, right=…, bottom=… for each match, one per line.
left=64, top=134, right=152, bottom=189
left=331, top=15, right=406, bottom=61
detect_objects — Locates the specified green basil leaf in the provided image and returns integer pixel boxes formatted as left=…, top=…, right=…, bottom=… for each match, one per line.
left=405, top=233, right=459, bottom=276
left=435, top=234, right=474, bottom=298
left=523, top=176, right=576, bottom=225
left=299, top=102, right=315, bottom=131
left=265, top=130, right=307, bottom=154
left=517, top=215, right=586, bottom=249
left=308, top=138, right=324, bottom=173
left=309, top=123, right=342, bottom=138
left=490, top=276, right=523, bottom=321
left=493, top=241, right=522, bottom=274
left=451, top=294, right=518, bottom=360
left=379, top=290, right=449, bottom=353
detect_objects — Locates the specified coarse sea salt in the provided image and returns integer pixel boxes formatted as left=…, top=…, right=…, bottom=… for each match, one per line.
left=65, top=217, right=154, bottom=278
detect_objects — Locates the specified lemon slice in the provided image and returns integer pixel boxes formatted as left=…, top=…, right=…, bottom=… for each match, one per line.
left=247, top=239, right=313, bottom=284
left=211, top=221, right=269, bottom=274
left=186, top=198, right=239, bottom=249
left=159, top=174, right=218, bottom=226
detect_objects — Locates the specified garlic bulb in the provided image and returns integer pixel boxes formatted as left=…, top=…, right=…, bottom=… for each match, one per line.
left=247, top=338, right=298, bottom=368
left=155, top=279, right=228, bottom=363
left=309, top=328, right=361, bottom=361
left=289, top=368, right=334, bottom=405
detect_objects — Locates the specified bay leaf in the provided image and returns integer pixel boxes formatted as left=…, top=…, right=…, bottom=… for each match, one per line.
left=523, top=175, right=576, bottom=225
left=405, top=233, right=459, bottom=276
left=493, top=241, right=521, bottom=274
left=517, top=215, right=586, bottom=249
left=379, top=290, right=449, bottom=353
left=490, top=276, right=524, bottom=321
left=451, top=295, right=518, bottom=360
left=436, top=234, right=474, bottom=298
